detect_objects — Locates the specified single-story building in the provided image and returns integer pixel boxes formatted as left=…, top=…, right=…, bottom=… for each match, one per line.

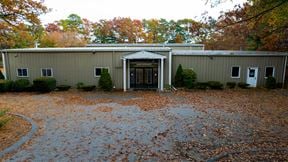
left=1, top=44, right=287, bottom=91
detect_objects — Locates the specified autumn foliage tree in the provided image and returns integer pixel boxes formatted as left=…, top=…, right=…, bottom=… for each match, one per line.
left=205, top=0, right=288, bottom=51
left=40, top=14, right=89, bottom=47
left=0, top=0, right=47, bottom=48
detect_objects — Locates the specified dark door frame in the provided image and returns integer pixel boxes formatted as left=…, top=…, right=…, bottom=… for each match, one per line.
left=130, top=67, right=158, bottom=89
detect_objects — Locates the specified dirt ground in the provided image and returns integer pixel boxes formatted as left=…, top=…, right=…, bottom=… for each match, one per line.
left=0, top=89, right=287, bottom=161
left=0, top=115, right=31, bottom=151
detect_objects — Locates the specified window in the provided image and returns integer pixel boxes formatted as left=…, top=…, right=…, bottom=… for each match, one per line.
left=94, top=67, right=109, bottom=77
left=17, top=68, right=28, bottom=77
left=41, top=68, right=53, bottom=77
left=231, top=66, right=240, bottom=78
left=265, top=66, right=274, bottom=77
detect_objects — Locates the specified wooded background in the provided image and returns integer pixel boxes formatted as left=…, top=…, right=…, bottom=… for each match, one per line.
left=0, top=0, right=287, bottom=51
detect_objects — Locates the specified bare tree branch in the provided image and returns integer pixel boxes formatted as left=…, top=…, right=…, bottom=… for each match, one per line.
left=218, top=0, right=288, bottom=29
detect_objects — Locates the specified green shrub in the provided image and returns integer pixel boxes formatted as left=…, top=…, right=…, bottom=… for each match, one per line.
left=226, top=82, right=236, bottom=89
left=13, top=79, right=30, bottom=92
left=81, top=85, right=96, bottom=91
left=25, top=85, right=35, bottom=92
left=0, top=80, right=13, bottom=92
left=76, top=82, right=84, bottom=89
left=208, top=81, right=223, bottom=90
left=174, top=64, right=184, bottom=87
left=0, top=109, right=11, bottom=129
left=182, top=69, right=197, bottom=89
left=238, top=82, right=249, bottom=89
left=56, top=85, right=71, bottom=91
left=0, top=71, right=4, bottom=80
left=265, top=76, right=276, bottom=89
left=164, top=84, right=172, bottom=90
left=33, top=77, right=56, bottom=92
left=196, top=82, right=209, bottom=90
left=276, top=82, right=283, bottom=89
left=99, top=69, right=113, bottom=91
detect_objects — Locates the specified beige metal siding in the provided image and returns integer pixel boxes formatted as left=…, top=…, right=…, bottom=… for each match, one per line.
left=7, top=51, right=170, bottom=89
left=173, top=55, right=285, bottom=86
left=8, top=52, right=114, bottom=87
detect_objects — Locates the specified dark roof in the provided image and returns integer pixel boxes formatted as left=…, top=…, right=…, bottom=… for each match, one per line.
left=173, top=50, right=288, bottom=56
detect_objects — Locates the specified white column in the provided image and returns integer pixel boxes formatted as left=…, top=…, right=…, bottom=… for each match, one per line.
left=158, top=59, right=160, bottom=89
left=160, top=58, right=164, bottom=91
left=127, top=60, right=130, bottom=89
left=123, top=59, right=127, bottom=92
left=1, top=52, right=7, bottom=79
left=168, top=51, right=172, bottom=86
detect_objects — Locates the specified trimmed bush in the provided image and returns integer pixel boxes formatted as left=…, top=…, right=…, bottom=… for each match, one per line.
left=265, top=76, right=276, bottom=89
left=99, top=69, right=113, bottom=91
left=238, top=82, right=249, bottom=89
left=276, top=82, right=283, bottom=89
left=0, top=71, right=4, bottom=80
left=208, top=81, right=223, bottom=90
left=226, top=82, right=236, bottom=89
left=56, top=85, right=71, bottom=91
left=182, top=69, right=197, bottom=89
left=164, top=84, right=172, bottom=91
left=81, top=85, right=96, bottom=91
left=13, top=79, right=30, bottom=92
left=76, top=82, right=84, bottom=89
left=196, top=82, right=209, bottom=90
left=174, top=64, right=184, bottom=87
left=0, top=80, right=13, bottom=92
left=25, top=85, right=35, bottom=92
left=33, top=77, right=56, bottom=92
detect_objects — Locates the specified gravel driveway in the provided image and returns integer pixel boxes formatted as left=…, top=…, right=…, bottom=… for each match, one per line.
left=1, top=90, right=288, bottom=161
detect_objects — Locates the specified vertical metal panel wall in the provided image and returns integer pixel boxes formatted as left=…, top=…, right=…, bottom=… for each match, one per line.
left=7, top=50, right=170, bottom=89
left=172, top=55, right=285, bottom=86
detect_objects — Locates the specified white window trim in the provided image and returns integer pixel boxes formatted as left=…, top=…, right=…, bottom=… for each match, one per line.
left=264, top=66, right=275, bottom=78
left=231, top=66, right=241, bottom=78
left=16, top=68, right=29, bottom=77
left=41, top=68, right=54, bottom=77
left=94, top=67, right=109, bottom=77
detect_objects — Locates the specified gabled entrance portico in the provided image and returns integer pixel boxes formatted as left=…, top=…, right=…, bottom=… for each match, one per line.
left=122, top=51, right=167, bottom=91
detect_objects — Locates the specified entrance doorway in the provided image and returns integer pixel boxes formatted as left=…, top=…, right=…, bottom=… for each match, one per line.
left=130, top=67, right=158, bottom=89
left=247, top=67, right=258, bottom=87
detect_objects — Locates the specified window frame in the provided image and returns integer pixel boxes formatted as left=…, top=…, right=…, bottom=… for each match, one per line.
left=231, top=66, right=241, bottom=78
left=16, top=68, right=29, bottom=77
left=264, top=66, right=275, bottom=78
left=41, top=68, right=53, bottom=77
left=94, top=67, right=109, bottom=77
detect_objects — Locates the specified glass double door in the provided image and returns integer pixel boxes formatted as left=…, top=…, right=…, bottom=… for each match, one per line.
left=130, top=67, right=158, bottom=89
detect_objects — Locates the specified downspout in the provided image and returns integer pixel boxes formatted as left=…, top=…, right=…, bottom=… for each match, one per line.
left=282, top=56, right=287, bottom=88
left=168, top=49, right=172, bottom=86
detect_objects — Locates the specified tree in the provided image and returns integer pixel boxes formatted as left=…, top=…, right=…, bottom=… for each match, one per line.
left=0, top=0, right=47, bottom=49
left=59, top=14, right=84, bottom=33
left=40, top=31, right=86, bottom=47
left=204, top=0, right=288, bottom=51
left=0, top=0, right=47, bottom=25
left=92, top=19, right=117, bottom=43
left=40, top=14, right=89, bottom=47
left=98, top=69, right=113, bottom=91
left=174, top=64, right=184, bottom=87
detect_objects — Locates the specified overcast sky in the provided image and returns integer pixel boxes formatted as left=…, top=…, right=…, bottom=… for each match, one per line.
left=40, top=0, right=247, bottom=24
